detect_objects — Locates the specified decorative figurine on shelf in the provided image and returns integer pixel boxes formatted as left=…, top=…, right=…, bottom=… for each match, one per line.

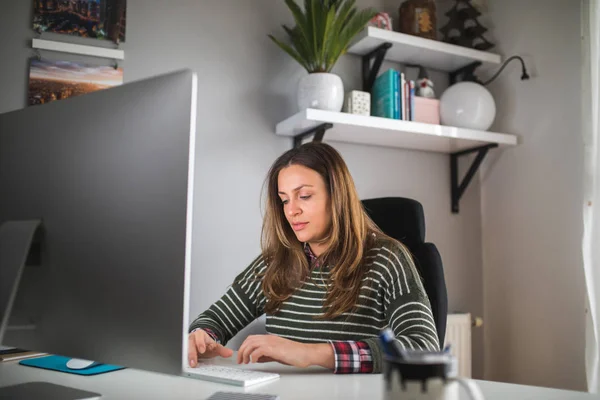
left=439, top=0, right=495, bottom=51
left=417, top=78, right=436, bottom=98
left=368, top=12, right=393, bottom=30
left=407, top=64, right=436, bottom=98
left=398, top=0, right=437, bottom=40
left=344, top=90, right=371, bottom=116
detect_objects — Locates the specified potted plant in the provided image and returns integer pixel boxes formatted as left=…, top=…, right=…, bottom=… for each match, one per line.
left=269, top=0, right=377, bottom=112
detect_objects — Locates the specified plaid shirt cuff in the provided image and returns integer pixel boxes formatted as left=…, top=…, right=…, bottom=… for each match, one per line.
left=191, top=328, right=221, bottom=344
left=329, top=340, right=373, bottom=374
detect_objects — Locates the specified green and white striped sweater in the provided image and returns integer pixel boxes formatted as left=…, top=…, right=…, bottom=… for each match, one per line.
left=189, top=236, right=440, bottom=373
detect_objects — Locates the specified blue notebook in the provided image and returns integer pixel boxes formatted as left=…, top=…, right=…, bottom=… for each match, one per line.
left=20, top=355, right=126, bottom=376
left=371, top=69, right=399, bottom=119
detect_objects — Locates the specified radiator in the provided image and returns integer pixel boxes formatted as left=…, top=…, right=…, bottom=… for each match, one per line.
left=444, top=313, right=472, bottom=378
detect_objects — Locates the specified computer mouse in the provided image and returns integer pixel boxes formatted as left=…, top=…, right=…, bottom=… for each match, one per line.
left=65, top=358, right=98, bottom=370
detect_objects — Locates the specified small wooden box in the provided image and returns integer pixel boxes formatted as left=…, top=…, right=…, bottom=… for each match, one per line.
left=398, top=0, right=437, bottom=40
left=414, top=96, right=440, bottom=125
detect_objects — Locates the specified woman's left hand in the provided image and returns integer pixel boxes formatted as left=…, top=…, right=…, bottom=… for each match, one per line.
left=237, top=334, right=311, bottom=368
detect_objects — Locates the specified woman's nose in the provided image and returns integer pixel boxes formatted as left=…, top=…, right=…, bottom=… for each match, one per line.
left=287, top=200, right=301, bottom=216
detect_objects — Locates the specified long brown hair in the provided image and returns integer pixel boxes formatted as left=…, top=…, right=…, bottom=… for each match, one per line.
left=259, top=142, right=387, bottom=319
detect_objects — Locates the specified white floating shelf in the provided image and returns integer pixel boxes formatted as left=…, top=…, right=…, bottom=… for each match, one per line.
left=276, top=109, right=518, bottom=154
left=347, top=27, right=501, bottom=72
left=32, top=38, right=124, bottom=60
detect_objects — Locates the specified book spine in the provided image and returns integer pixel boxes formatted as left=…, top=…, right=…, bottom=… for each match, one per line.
left=372, top=69, right=396, bottom=119
left=393, top=70, right=399, bottom=119
left=400, top=72, right=406, bottom=120
left=410, top=80, right=415, bottom=121
left=406, top=74, right=409, bottom=121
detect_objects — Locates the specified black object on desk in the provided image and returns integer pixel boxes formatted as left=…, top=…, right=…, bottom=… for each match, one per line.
left=0, top=382, right=101, bottom=400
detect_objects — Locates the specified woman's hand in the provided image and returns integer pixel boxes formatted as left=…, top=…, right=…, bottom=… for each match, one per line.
left=188, top=329, right=233, bottom=367
left=237, top=334, right=333, bottom=369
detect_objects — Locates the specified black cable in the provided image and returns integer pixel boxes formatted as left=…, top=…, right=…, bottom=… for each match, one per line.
left=481, top=55, right=530, bottom=86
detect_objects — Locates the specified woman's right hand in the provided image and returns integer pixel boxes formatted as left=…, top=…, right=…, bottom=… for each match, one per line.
left=188, top=329, right=233, bottom=367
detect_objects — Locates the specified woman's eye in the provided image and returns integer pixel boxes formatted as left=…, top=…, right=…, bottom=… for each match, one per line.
left=300, top=195, right=312, bottom=200
left=281, top=199, right=289, bottom=205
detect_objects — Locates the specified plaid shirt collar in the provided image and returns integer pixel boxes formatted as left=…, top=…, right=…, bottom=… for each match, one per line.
left=303, top=243, right=321, bottom=268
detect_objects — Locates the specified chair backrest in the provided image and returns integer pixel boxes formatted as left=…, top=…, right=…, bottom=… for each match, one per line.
left=361, top=197, right=448, bottom=345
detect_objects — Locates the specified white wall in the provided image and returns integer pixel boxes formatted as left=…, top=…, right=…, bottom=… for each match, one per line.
left=479, top=0, right=586, bottom=391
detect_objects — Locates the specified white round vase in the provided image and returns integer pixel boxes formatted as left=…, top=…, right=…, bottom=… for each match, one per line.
left=440, top=81, right=496, bottom=131
left=297, top=73, right=344, bottom=112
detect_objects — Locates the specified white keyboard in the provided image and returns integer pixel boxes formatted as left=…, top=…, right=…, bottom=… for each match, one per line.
left=186, top=364, right=280, bottom=387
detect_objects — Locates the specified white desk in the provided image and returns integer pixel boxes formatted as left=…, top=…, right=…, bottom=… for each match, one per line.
left=0, top=354, right=597, bottom=400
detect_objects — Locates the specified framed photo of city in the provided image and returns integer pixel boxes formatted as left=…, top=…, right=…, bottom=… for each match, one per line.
left=28, top=59, right=123, bottom=106
left=33, top=0, right=127, bottom=43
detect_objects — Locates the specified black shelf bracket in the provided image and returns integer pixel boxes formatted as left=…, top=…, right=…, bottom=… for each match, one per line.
left=293, top=123, right=334, bottom=148
left=449, top=61, right=482, bottom=85
left=451, top=143, right=498, bottom=213
left=362, top=42, right=393, bottom=93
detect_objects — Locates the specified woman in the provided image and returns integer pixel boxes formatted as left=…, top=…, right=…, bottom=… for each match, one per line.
left=188, top=142, right=439, bottom=374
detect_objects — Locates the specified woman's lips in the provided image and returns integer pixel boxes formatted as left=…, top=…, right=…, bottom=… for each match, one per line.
left=292, top=222, right=308, bottom=231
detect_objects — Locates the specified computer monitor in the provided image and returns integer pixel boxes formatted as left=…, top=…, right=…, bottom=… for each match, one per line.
left=0, top=69, right=197, bottom=376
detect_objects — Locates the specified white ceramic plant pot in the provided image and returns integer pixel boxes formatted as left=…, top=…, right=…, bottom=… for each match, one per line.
left=297, top=73, right=344, bottom=112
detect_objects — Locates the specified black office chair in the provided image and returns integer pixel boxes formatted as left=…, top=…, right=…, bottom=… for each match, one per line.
left=361, top=197, right=448, bottom=345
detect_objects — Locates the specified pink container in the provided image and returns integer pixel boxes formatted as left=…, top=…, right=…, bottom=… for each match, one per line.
left=414, top=97, right=440, bottom=125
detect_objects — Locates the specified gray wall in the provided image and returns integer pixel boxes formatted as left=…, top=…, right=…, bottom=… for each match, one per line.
left=478, top=0, right=586, bottom=391
left=2, top=0, right=583, bottom=384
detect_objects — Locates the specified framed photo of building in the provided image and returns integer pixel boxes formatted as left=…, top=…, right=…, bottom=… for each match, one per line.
left=33, top=0, right=127, bottom=43
left=28, top=59, right=123, bottom=106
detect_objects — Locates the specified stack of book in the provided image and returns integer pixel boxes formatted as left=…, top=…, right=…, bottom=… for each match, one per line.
left=371, top=68, right=416, bottom=121
left=0, top=346, right=45, bottom=362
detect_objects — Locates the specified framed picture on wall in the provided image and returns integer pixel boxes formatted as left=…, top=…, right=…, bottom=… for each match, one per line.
left=28, top=59, right=123, bottom=106
left=33, top=0, right=127, bottom=44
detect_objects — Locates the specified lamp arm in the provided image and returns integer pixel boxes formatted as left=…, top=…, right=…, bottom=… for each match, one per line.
left=481, top=55, right=530, bottom=86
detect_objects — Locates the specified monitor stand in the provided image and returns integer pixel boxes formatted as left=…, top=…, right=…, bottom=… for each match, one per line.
left=0, top=221, right=104, bottom=398
left=0, top=220, right=42, bottom=343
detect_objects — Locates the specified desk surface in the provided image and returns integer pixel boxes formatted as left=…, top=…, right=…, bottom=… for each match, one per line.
left=0, top=354, right=597, bottom=400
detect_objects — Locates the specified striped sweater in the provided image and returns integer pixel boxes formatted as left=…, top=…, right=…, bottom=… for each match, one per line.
left=189, top=236, right=440, bottom=373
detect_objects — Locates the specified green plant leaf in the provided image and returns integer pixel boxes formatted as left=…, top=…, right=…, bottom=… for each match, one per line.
left=284, top=0, right=310, bottom=49
left=334, top=0, right=356, bottom=29
left=323, top=6, right=373, bottom=71
left=320, top=6, right=337, bottom=69
left=338, top=8, right=377, bottom=53
left=309, top=0, right=320, bottom=68
left=314, top=0, right=328, bottom=70
left=326, top=0, right=356, bottom=66
left=268, top=34, right=311, bottom=71
left=283, top=25, right=315, bottom=71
